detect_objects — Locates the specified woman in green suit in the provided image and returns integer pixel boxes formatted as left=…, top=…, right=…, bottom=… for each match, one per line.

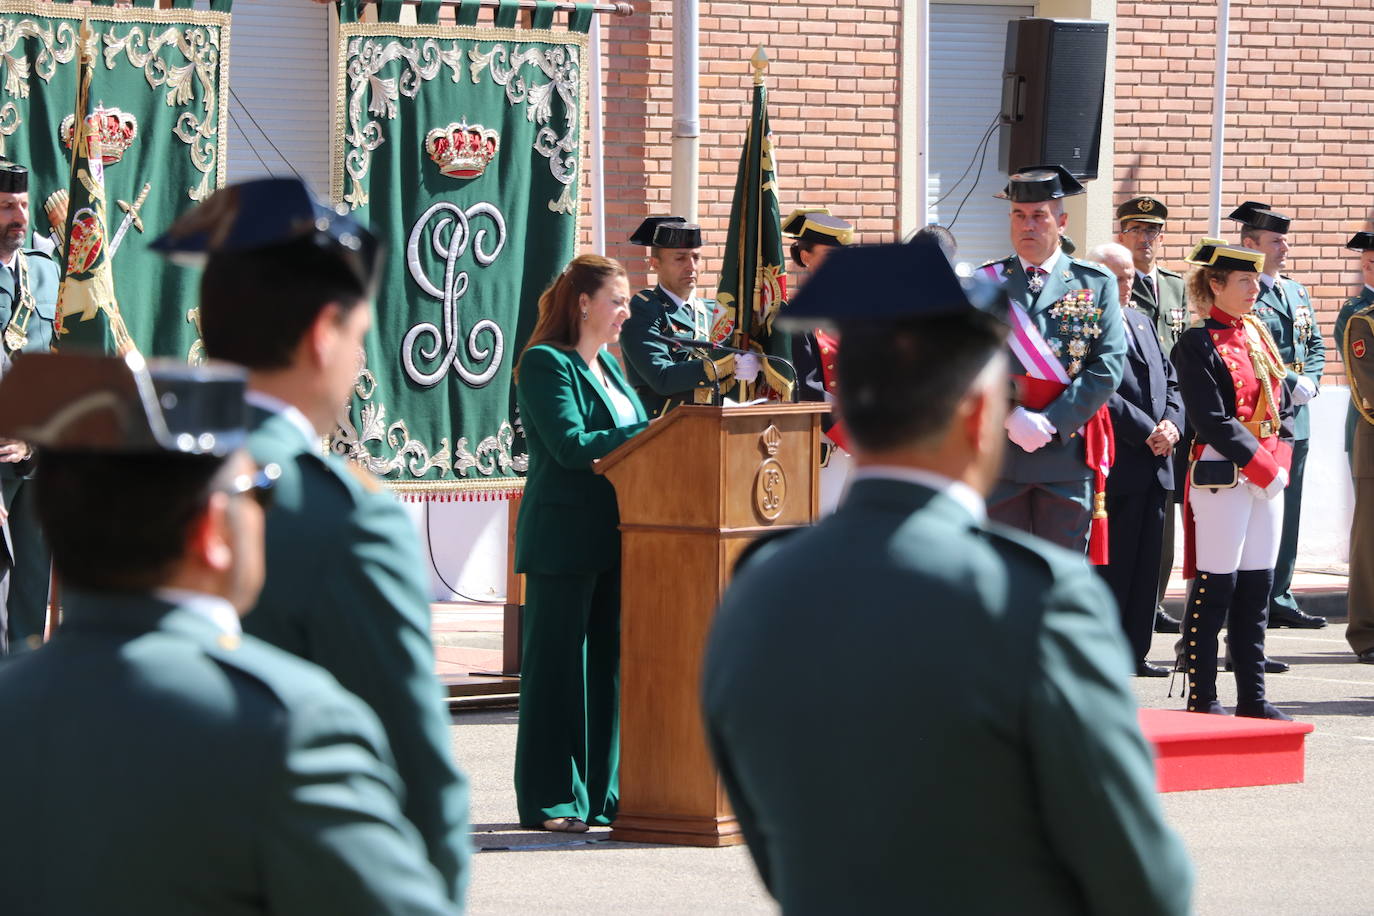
left=514, top=254, right=649, bottom=832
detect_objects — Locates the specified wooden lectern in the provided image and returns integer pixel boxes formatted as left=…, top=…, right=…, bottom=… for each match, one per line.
left=595, top=403, right=828, bottom=846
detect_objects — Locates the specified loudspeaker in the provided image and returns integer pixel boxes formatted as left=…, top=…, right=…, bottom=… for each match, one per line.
left=999, top=18, right=1109, bottom=180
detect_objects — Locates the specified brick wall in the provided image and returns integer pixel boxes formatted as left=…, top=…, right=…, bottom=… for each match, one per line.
left=598, top=0, right=902, bottom=295
left=1115, top=0, right=1374, bottom=384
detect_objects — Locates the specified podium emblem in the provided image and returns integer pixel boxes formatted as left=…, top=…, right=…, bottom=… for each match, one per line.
left=754, top=424, right=786, bottom=521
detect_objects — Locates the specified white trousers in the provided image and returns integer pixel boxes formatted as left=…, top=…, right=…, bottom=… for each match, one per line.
left=1191, top=446, right=1285, bottom=573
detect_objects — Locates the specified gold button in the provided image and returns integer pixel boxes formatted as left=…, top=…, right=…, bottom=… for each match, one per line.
left=1189, top=641, right=1196, bottom=646
left=1189, top=668, right=1196, bottom=674
left=217, top=634, right=241, bottom=651
left=1191, top=627, right=1198, bottom=633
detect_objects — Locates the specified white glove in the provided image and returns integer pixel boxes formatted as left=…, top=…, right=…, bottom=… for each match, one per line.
left=1290, top=374, right=1318, bottom=406
left=1004, top=406, right=1056, bottom=453
left=734, top=351, right=762, bottom=384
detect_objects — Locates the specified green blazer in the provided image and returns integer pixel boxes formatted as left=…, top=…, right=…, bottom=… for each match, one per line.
left=1130, top=265, right=1188, bottom=354
left=1336, top=286, right=1374, bottom=453
left=515, top=344, right=648, bottom=575
left=985, top=253, right=1127, bottom=499
left=1254, top=275, right=1325, bottom=440
left=242, top=406, right=471, bottom=909
left=703, top=478, right=1193, bottom=915
left=0, top=591, right=453, bottom=915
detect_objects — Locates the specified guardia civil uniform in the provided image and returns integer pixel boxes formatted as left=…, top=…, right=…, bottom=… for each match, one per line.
left=1229, top=201, right=1328, bottom=629
left=1339, top=233, right=1374, bottom=663
left=0, top=160, right=60, bottom=654
left=620, top=217, right=738, bottom=418
left=1334, top=232, right=1374, bottom=473
left=982, top=166, right=1126, bottom=554
left=703, top=240, right=1193, bottom=916
left=0, top=353, right=454, bottom=916
left=150, top=179, right=472, bottom=908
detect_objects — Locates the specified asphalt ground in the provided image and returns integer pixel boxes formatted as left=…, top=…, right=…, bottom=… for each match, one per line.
left=448, top=615, right=1374, bottom=915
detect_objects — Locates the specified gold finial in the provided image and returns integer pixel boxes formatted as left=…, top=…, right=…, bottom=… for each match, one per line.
left=751, top=46, right=769, bottom=86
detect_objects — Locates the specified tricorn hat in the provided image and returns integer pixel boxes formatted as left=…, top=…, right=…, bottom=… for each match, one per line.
left=1347, top=231, right=1374, bottom=251
left=0, top=159, right=27, bottom=194
left=994, top=164, right=1086, bottom=202
left=629, top=216, right=701, bottom=249
left=1185, top=238, right=1264, bottom=273
left=1227, top=200, right=1291, bottom=235
left=781, top=209, right=854, bottom=246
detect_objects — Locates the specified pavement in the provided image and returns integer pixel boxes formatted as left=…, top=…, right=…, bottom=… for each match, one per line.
left=440, top=573, right=1374, bottom=915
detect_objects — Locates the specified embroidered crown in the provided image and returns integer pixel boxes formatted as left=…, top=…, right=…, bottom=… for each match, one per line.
left=60, top=105, right=138, bottom=165
left=425, top=121, right=500, bottom=180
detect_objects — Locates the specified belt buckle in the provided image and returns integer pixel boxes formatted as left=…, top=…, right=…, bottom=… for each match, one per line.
left=1259, top=420, right=1274, bottom=438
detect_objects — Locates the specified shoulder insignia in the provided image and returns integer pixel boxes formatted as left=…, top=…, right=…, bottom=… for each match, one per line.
left=1071, top=257, right=1113, bottom=279
left=23, top=247, right=54, bottom=263
left=978, top=255, right=1015, bottom=269
left=343, top=459, right=383, bottom=493
left=1157, top=266, right=1183, bottom=279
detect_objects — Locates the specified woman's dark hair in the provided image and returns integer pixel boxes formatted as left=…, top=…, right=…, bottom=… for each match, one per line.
left=515, top=254, right=626, bottom=379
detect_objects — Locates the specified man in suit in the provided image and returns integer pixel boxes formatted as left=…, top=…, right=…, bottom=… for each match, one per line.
left=1335, top=232, right=1374, bottom=473
left=0, top=159, right=60, bottom=654
left=1234, top=201, right=1328, bottom=629
left=980, top=165, right=1126, bottom=554
left=1086, top=243, right=1182, bottom=677
left=620, top=217, right=759, bottom=417
left=1343, top=295, right=1374, bottom=662
left=1117, top=196, right=1189, bottom=633
left=151, top=178, right=472, bottom=909
left=703, top=240, right=1193, bottom=915
left=0, top=352, right=455, bottom=914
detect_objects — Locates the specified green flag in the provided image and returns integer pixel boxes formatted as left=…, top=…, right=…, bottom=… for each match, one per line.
left=55, top=19, right=136, bottom=356
left=716, top=46, right=792, bottom=400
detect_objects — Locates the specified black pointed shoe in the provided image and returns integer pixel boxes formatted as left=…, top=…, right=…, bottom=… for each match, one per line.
left=1268, top=607, right=1327, bottom=629
left=1234, top=700, right=1293, bottom=721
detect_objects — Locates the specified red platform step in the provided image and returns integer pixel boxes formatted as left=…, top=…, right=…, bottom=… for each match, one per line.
left=1139, top=708, right=1314, bottom=792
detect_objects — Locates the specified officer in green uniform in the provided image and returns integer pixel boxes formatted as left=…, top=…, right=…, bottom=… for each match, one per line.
left=1343, top=293, right=1374, bottom=662
left=1335, top=232, right=1374, bottom=473
left=981, top=165, right=1126, bottom=553
left=0, top=159, right=60, bottom=654
left=619, top=217, right=759, bottom=417
left=1117, top=195, right=1190, bottom=635
left=1233, top=201, right=1328, bottom=629
left=0, top=352, right=454, bottom=914
left=703, top=239, right=1192, bottom=915
left=151, top=178, right=471, bottom=909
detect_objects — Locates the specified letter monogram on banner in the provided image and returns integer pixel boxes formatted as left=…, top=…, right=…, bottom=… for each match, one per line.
left=330, top=1, right=592, bottom=500
left=0, top=0, right=232, bottom=359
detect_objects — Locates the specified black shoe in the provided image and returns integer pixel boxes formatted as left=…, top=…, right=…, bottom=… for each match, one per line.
left=1154, top=609, right=1181, bottom=634
left=1224, top=657, right=1290, bottom=674
left=1136, top=662, right=1171, bottom=678
left=1357, top=649, right=1374, bottom=664
left=1234, top=700, right=1293, bottom=721
left=1268, top=607, right=1327, bottom=629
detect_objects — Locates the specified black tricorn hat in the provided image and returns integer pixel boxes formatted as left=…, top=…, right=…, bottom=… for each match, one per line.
left=1185, top=237, right=1264, bottom=273
left=0, top=159, right=27, bottom=194
left=150, top=177, right=382, bottom=293
left=1116, top=196, right=1168, bottom=224
left=782, top=238, right=1009, bottom=328
left=630, top=215, right=701, bottom=249
left=1227, top=200, right=1291, bottom=235
left=0, top=351, right=251, bottom=457
left=781, top=209, right=854, bottom=246
left=994, top=164, right=1086, bottom=202
left=1347, top=231, right=1374, bottom=251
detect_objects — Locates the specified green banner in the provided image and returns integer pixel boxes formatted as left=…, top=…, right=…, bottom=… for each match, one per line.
left=0, top=1, right=230, bottom=360
left=330, top=13, right=588, bottom=498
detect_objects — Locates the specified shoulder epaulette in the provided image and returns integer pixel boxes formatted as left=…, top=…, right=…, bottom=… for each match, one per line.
left=978, top=255, right=1015, bottom=270
left=1157, top=265, right=1183, bottom=279
left=1071, top=257, right=1113, bottom=279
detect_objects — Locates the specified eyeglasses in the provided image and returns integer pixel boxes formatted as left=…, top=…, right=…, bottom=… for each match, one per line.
left=1123, top=225, right=1163, bottom=240
left=220, top=463, right=282, bottom=510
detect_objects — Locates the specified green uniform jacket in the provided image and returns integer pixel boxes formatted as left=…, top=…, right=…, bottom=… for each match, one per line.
left=1130, top=265, right=1188, bottom=353
left=0, top=591, right=454, bottom=915
left=1335, top=286, right=1374, bottom=453
left=986, top=254, right=1127, bottom=494
left=0, top=248, right=59, bottom=358
left=242, top=407, right=471, bottom=909
left=620, top=285, right=728, bottom=418
left=703, top=478, right=1193, bottom=915
left=514, top=344, right=647, bottom=575
left=1254, top=275, right=1325, bottom=440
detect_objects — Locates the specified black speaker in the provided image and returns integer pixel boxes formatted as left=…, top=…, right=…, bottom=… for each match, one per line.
left=999, top=18, right=1109, bottom=180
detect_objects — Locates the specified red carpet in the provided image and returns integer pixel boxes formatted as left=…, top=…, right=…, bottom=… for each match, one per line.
left=1140, top=708, right=1314, bottom=792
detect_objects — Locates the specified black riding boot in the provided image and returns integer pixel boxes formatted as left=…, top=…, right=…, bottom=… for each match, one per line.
left=1183, top=570, right=1235, bottom=714
left=1230, top=568, right=1293, bottom=720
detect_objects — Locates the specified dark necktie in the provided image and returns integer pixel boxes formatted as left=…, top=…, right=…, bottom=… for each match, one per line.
left=1027, top=266, right=1046, bottom=295
left=1141, top=274, right=1155, bottom=301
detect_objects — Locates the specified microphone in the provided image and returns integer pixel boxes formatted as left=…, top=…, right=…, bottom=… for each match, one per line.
left=645, top=331, right=799, bottom=403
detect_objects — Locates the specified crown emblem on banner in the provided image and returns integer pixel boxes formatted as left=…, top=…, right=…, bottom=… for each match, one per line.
left=60, top=105, right=138, bottom=165
left=425, top=120, right=500, bottom=180
left=66, top=208, right=104, bottom=274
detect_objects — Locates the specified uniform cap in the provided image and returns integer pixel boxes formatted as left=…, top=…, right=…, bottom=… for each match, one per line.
left=1116, top=196, right=1168, bottom=224
left=1227, top=200, right=1291, bottom=234
left=629, top=216, right=701, bottom=249
left=0, top=351, right=250, bottom=457
left=150, top=177, right=382, bottom=293
left=1185, top=237, right=1264, bottom=273
left=994, top=164, right=1086, bottom=202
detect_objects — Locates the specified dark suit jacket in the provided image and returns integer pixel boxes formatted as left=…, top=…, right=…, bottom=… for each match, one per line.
left=703, top=478, right=1193, bottom=915
left=1108, top=307, right=1183, bottom=492
left=0, top=591, right=453, bottom=915
left=515, top=344, right=648, bottom=575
